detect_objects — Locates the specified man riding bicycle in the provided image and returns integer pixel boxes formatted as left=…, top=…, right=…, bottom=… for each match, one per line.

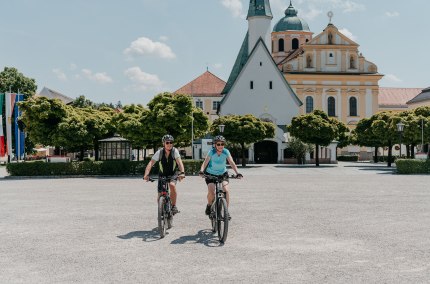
left=199, top=135, right=242, bottom=218
left=144, top=134, right=185, bottom=215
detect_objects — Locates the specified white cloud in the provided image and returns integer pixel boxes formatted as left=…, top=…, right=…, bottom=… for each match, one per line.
left=338, top=28, right=357, bottom=41
left=221, top=0, right=245, bottom=18
left=302, top=7, right=323, bottom=21
left=124, top=67, right=165, bottom=91
left=81, top=69, right=113, bottom=84
left=70, top=63, right=77, bottom=71
left=213, top=63, right=223, bottom=69
left=384, top=74, right=402, bottom=83
left=385, top=11, right=400, bottom=17
left=52, top=68, right=67, bottom=81
left=124, top=37, right=176, bottom=59
left=296, top=0, right=365, bottom=14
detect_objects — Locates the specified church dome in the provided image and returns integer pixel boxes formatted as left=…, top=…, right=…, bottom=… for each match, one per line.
left=273, top=2, right=310, bottom=32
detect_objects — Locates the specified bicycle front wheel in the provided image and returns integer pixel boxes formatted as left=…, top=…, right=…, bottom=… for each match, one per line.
left=158, top=196, right=167, bottom=238
left=217, top=198, right=229, bottom=243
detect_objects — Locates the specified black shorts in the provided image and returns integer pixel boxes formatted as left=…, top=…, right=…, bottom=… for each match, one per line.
left=204, top=171, right=229, bottom=185
left=158, top=174, right=178, bottom=192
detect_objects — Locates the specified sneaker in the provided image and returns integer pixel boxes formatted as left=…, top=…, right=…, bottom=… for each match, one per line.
left=171, top=205, right=179, bottom=215
left=205, top=204, right=211, bottom=215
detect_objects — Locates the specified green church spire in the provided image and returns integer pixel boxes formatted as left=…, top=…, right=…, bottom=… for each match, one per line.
left=247, top=0, right=273, bottom=19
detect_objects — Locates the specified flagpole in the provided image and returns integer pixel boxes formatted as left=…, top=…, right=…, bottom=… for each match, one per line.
left=17, top=89, right=20, bottom=161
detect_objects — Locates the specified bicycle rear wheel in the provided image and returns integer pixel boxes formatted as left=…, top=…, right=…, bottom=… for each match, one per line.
left=158, top=196, right=167, bottom=238
left=217, top=198, right=229, bottom=243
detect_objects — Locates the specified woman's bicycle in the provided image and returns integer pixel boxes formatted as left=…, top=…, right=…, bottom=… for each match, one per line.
left=149, top=176, right=174, bottom=238
left=202, top=172, right=241, bottom=243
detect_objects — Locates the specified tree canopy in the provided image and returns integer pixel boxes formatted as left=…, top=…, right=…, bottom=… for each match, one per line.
left=211, top=114, right=275, bottom=166
left=0, top=67, right=37, bottom=98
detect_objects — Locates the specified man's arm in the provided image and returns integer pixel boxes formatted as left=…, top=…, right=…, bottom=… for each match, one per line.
left=143, top=159, right=155, bottom=181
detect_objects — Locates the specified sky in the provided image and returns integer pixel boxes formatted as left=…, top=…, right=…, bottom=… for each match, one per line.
left=1, top=0, right=429, bottom=105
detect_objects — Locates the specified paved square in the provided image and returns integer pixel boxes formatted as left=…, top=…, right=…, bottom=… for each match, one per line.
left=1, top=163, right=429, bottom=283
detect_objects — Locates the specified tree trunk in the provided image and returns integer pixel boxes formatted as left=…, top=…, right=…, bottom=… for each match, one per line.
left=137, top=148, right=140, bottom=161
left=315, top=144, right=320, bottom=167
left=241, top=142, right=246, bottom=167
left=374, top=147, right=378, bottom=163
left=411, top=144, right=416, bottom=159
left=387, top=144, right=392, bottom=167
left=144, top=149, right=147, bottom=160
left=406, top=145, right=410, bottom=158
left=79, top=148, right=85, bottom=162
left=94, top=140, right=99, bottom=161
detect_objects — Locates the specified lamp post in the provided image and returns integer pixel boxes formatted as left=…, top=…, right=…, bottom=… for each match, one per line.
left=218, top=124, right=225, bottom=134
left=191, top=111, right=194, bottom=160
left=396, top=122, right=405, bottom=158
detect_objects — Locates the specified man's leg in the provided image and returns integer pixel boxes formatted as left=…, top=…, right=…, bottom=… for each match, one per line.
left=170, top=182, right=177, bottom=206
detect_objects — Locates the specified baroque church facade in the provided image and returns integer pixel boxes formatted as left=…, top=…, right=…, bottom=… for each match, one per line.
left=176, top=0, right=423, bottom=163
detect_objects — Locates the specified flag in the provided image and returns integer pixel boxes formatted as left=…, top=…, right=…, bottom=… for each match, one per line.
left=0, top=93, right=5, bottom=157
left=14, top=94, right=25, bottom=159
left=5, top=93, right=17, bottom=159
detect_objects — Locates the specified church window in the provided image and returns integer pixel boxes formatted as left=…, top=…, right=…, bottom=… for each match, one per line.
left=292, top=38, right=299, bottom=49
left=212, top=101, right=220, bottom=111
left=196, top=100, right=203, bottom=109
left=260, top=62, right=262, bottom=66
left=327, top=96, right=336, bottom=117
left=329, top=53, right=333, bottom=57
left=278, top=39, right=285, bottom=52
left=328, top=33, right=333, bottom=44
left=306, top=39, right=309, bottom=43
left=349, top=97, right=357, bottom=116
left=250, top=81, right=254, bottom=89
left=269, top=81, right=273, bottom=89
left=306, top=96, right=314, bottom=113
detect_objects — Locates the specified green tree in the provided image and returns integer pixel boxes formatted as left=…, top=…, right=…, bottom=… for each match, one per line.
left=211, top=114, right=275, bottom=167
left=18, top=97, right=67, bottom=147
left=288, top=137, right=313, bottom=164
left=288, top=110, right=336, bottom=166
left=145, top=92, right=209, bottom=148
left=371, top=111, right=398, bottom=167
left=0, top=67, right=37, bottom=98
left=351, top=116, right=381, bottom=162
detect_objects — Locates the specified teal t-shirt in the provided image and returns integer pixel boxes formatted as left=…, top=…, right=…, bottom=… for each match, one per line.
left=206, top=148, right=231, bottom=176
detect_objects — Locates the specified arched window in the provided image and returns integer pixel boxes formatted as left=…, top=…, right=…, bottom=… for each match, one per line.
left=278, top=39, right=284, bottom=52
left=349, top=97, right=357, bottom=116
left=306, top=96, right=314, bottom=113
left=292, top=38, right=299, bottom=49
left=327, top=97, right=336, bottom=117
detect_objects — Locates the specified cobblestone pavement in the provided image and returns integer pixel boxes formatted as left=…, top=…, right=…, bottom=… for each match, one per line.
left=1, top=162, right=429, bottom=283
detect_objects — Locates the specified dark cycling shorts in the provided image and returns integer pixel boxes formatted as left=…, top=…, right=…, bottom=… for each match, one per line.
left=158, top=174, right=178, bottom=192
left=204, top=171, right=229, bottom=185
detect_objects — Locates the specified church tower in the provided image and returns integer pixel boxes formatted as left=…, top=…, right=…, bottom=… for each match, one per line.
left=247, top=0, right=273, bottom=53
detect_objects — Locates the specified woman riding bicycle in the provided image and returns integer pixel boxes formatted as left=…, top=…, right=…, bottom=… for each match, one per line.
left=199, top=135, right=242, bottom=218
left=144, top=134, right=185, bottom=215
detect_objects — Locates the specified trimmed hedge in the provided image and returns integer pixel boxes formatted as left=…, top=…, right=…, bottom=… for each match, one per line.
left=6, top=160, right=202, bottom=177
left=337, top=155, right=359, bottom=162
left=396, top=159, right=430, bottom=174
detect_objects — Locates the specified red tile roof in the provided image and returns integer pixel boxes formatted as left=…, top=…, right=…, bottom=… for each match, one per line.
left=378, top=87, right=423, bottom=108
left=174, top=71, right=226, bottom=97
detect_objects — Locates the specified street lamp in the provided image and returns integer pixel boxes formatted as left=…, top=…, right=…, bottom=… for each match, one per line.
left=396, top=122, right=405, bottom=157
left=218, top=124, right=225, bottom=134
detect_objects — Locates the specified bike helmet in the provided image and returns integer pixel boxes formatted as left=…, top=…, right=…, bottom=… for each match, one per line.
left=213, top=135, right=226, bottom=143
left=162, top=134, right=174, bottom=143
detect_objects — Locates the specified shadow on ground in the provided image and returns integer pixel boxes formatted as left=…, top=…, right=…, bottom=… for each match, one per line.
left=117, top=228, right=162, bottom=242
left=170, top=229, right=223, bottom=247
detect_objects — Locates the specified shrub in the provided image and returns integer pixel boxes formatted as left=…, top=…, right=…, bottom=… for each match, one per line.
left=6, top=160, right=203, bottom=177
left=337, top=155, right=358, bottom=162
left=396, top=159, right=430, bottom=174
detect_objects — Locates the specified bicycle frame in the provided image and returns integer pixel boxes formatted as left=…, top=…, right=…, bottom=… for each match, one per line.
left=149, top=176, right=174, bottom=238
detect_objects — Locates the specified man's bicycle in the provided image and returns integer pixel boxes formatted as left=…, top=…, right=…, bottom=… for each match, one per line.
left=202, top=173, right=241, bottom=243
left=149, top=176, right=175, bottom=238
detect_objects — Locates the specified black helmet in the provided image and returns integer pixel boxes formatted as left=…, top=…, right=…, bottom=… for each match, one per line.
left=213, top=135, right=226, bottom=143
left=162, top=134, right=174, bottom=143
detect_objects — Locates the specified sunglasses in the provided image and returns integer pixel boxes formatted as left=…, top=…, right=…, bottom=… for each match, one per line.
left=216, top=143, right=225, bottom=146
left=165, top=141, right=173, bottom=145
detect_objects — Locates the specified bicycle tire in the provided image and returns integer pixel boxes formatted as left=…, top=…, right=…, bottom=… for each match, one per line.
left=217, top=198, right=229, bottom=243
left=158, top=196, right=167, bottom=238
left=210, top=202, right=217, bottom=233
